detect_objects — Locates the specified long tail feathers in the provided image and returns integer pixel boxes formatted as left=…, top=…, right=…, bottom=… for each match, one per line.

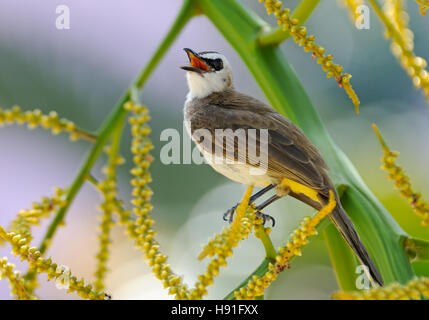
left=329, top=204, right=384, bottom=287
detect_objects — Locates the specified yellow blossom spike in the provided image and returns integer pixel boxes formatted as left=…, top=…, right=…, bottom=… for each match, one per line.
left=1, top=188, right=66, bottom=247
left=260, top=0, right=360, bottom=113
left=415, top=0, right=429, bottom=16
left=92, top=103, right=129, bottom=290
left=234, top=191, right=336, bottom=300
left=0, top=106, right=97, bottom=142
left=119, top=101, right=192, bottom=299
left=227, top=186, right=254, bottom=247
left=94, top=178, right=115, bottom=291
left=191, top=186, right=258, bottom=299
left=0, top=257, right=34, bottom=300
left=0, top=226, right=106, bottom=300
left=375, top=0, right=429, bottom=103
left=373, top=124, right=429, bottom=227
left=333, top=276, right=429, bottom=300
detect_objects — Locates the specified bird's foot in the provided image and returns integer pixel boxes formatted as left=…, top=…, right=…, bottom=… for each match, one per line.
left=223, top=204, right=238, bottom=223
left=255, top=210, right=276, bottom=227
left=223, top=204, right=276, bottom=227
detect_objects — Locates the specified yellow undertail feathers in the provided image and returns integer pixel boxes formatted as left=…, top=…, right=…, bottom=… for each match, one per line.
left=279, top=177, right=321, bottom=203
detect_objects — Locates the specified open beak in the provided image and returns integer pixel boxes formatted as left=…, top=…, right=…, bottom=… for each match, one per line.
left=180, top=48, right=210, bottom=73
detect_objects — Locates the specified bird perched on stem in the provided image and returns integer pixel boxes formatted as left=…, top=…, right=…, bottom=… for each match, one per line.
left=181, top=48, right=383, bottom=287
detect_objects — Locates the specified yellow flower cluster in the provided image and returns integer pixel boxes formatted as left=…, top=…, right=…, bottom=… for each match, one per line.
left=6, top=187, right=66, bottom=295
left=0, top=257, right=34, bottom=300
left=94, top=179, right=116, bottom=291
left=0, top=105, right=96, bottom=141
left=385, top=0, right=413, bottom=46
left=0, top=226, right=106, bottom=300
left=193, top=186, right=256, bottom=299
left=341, top=0, right=365, bottom=21
left=259, top=0, right=360, bottom=113
left=333, top=276, right=429, bottom=300
left=234, top=191, right=336, bottom=300
left=92, top=144, right=126, bottom=291
left=373, top=124, right=429, bottom=226
left=382, top=0, right=429, bottom=101
left=1, top=188, right=66, bottom=246
left=124, top=101, right=193, bottom=299
left=275, top=191, right=336, bottom=264
left=415, top=0, right=429, bottom=16
left=198, top=186, right=255, bottom=261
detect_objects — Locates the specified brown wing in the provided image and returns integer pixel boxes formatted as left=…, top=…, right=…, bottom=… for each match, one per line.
left=188, top=100, right=329, bottom=193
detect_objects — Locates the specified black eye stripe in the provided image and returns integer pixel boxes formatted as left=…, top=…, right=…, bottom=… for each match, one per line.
left=203, top=58, right=223, bottom=71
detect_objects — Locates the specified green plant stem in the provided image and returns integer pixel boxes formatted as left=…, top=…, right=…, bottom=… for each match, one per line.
left=403, top=237, right=429, bottom=263
left=257, top=0, right=321, bottom=46
left=107, top=116, right=126, bottom=180
left=199, top=0, right=414, bottom=295
left=74, top=127, right=98, bottom=142
left=253, top=224, right=276, bottom=300
left=86, top=173, right=99, bottom=186
left=224, top=217, right=331, bottom=300
left=255, top=225, right=277, bottom=261
left=36, top=0, right=197, bottom=256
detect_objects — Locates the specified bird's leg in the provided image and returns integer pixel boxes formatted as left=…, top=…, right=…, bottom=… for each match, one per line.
left=254, top=195, right=282, bottom=227
left=223, top=184, right=275, bottom=222
left=253, top=186, right=290, bottom=227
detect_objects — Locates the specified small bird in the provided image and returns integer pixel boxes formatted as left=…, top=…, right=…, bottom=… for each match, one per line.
left=181, top=48, right=383, bottom=286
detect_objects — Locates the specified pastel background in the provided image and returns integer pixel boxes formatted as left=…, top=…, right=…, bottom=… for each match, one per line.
left=0, top=0, right=428, bottom=299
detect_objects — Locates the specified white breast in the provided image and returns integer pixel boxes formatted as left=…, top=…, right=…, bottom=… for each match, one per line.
left=197, top=137, right=272, bottom=187
left=184, top=98, right=272, bottom=187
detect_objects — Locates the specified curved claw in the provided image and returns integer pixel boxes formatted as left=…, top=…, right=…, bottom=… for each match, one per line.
left=222, top=210, right=230, bottom=222
left=269, top=216, right=276, bottom=228
left=255, top=211, right=276, bottom=227
left=223, top=205, right=237, bottom=223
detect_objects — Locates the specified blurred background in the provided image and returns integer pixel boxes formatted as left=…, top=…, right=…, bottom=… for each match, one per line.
left=0, top=0, right=428, bottom=299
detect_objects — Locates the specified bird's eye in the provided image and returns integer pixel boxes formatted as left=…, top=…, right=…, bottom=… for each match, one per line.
left=211, top=58, right=223, bottom=71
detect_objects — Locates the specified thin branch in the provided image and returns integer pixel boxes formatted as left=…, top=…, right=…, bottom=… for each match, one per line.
left=76, top=129, right=97, bottom=142
left=254, top=224, right=277, bottom=261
